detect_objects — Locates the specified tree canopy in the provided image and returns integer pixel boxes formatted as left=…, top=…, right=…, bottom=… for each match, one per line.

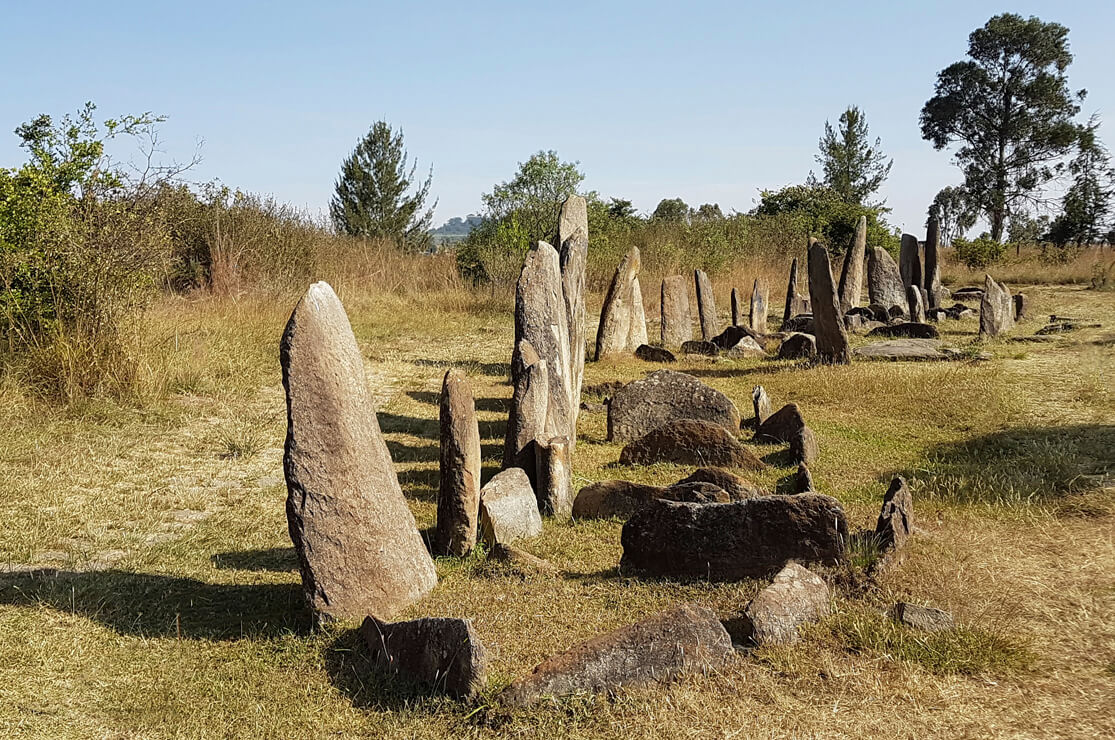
left=816, top=105, right=892, bottom=206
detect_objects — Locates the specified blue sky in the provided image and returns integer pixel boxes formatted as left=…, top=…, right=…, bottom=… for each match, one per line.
left=2, top=1, right=1112, bottom=234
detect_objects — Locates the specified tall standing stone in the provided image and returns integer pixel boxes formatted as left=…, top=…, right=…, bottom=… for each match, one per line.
left=899, top=234, right=922, bottom=290
left=731, top=288, right=742, bottom=326
left=782, top=257, right=800, bottom=328
left=434, top=369, right=482, bottom=557
left=838, top=215, right=867, bottom=312
left=694, top=269, right=719, bottom=340
left=979, top=274, right=1015, bottom=339
left=281, top=282, right=436, bottom=621
left=749, top=279, right=768, bottom=333
left=924, top=216, right=941, bottom=309
left=535, top=435, right=572, bottom=517
left=558, top=196, right=588, bottom=435
left=595, top=247, right=649, bottom=360
left=807, top=243, right=850, bottom=364
left=867, top=247, right=906, bottom=309
left=906, top=284, right=926, bottom=324
left=660, top=275, right=693, bottom=347
left=513, top=241, right=572, bottom=445
left=503, top=340, right=548, bottom=479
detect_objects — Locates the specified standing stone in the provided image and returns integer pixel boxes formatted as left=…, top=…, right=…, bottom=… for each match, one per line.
left=434, top=370, right=481, bottom=557
left=732, top=562, right=831, bottom=646
left=694, top=269, right=719, bottom=340
left=924, top=216, right=942, bottom=309
left=1013, top=293, right=1027, bottom=321
left=838, top=215, right=868, bottom=312
left=281, top=282, right=436, bottom=621
left=558, top=196, right=588, bottom=435
left=360, top=615, right=488, bottom=700
left=874, top=476, right=913, bottom=561
left=867, top=247, right=906, bottom=310
left=807, top=243, right=851, bottom=364
left=502, top=340, right=548, bottom=481
left=479, top=468, right=543, bottom=547
left=513, top=242, right=572, bottom=444
left=756, top=402, right=807, bottom=443
left=752, top=385, right=772, bottom=427
left=620, top=494, right=848, bottom=580
left=499, top=603, right=733, bottom=706
left=978, top=274, right=1015, bottom=339
left=749, top=279, right=768, bottom=333
left=660, top=276, right=693, bottom=347
left=782, top=257, right=800, bottom=329
left=731, top=287, right=742, bottom=326
left=595, top=248, right=649, bottom=360
left=906, top=284, right=927, bottom=324
left=606, top=369, right=741, bottom=442
left=535, top=436, right=572, bottom=518
left=899, top=234, right=923, bottom=290
left=793, top=463, right=815, bottom=493
left=788, top=426, right=819, bottom=466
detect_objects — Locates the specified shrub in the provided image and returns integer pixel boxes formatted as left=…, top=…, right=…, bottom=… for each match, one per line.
left=953, top=235, right=1008, bottom=268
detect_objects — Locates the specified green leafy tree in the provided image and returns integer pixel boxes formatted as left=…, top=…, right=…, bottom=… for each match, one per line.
left=480, top=150, right=583, bottom=246
left=816, top=105, right=892, bottom=206
left=1046, top=115, right=1114, bottom=246
left=652, top=198, right=690, bottom=222
left=752, top=183, right=896, bottom=253
left=694, top=203, right=724, bottom=220
left=927, top=186, right=977, bottom=246
left=607, top=198, right=638, bottom=220
left=920, top=13, right=1084, bottom=242
left=330, top=121, right=435, bottom=250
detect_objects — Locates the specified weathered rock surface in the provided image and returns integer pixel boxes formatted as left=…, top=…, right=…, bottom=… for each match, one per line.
left=781, top=314, right=815, bottom=334
left=788, top=426, right=819, bottom=466
left=777, top=332, right=816, bottom=360
left=1013, top=293, right=1027, bottom=321
left=906, top=284, right=927, bottom=323
left=360, top=615, right=487, bottom=699
left=499, top=603, right=733, bottom=706
left=619, top=419, right=766, bottom=469
left=490, top=543, right=560, bottom=576
left=503, top=340, right=549, bottom=476
left=900, top=233, right=923, bottom=289
left=731, top=563, right=831, bottom=646
left=867, top=247, right=906, bottom=309
left=854, top=339, right=954, bottom=361
left=674, top=467, right=766, bottom=500
left=559, top=196, right=588, bottom=434
left=924, top=216, right=941, bottom=308
left=782, top=257, right=804, bottom=328
left=979, top=274, right=1015, bottom=339
left=606, top=370, right=741, bottom=442
left=892, top=602, right=954, bottom=632
left=756, top=403, right=806, bottom=443
left=731, top=287, right=743, bottom=326
left=695, top=269, right=719, bottom=340
left=838, top=215, right=867, bottom=312
left=793, top=463, right=815, bottom=493
left=281, top=281, right=437, bottom=621
left=749, top=279, right=768, bottom=333
left=952, top=287, right=985, bottom=301
left=711, top=325, right=762, bottom=350
left=724, top=336, right=766, bottom=359
left=752, top=385, right=772, bottom=427
left=571, top=479, right=729, bottom=520
left=620, top=494, right=848, bottom=580
left=874, top=476, right=913, bottom=556
left=479, top=468, right=542, bottom=547
left=535, top=436, right=572, bottom=517
left=807, top=243, right=850, bottom=364
left=435, top=369, right=482, bottom=557
left=595, top=248, right=649, bottom=360
left=681, top=339, right=719, bottom=356
left=660, top=276, right=693, bottom=347
left=866, top=322, right=940, bottom=340
left=634, top=344, right=676, bottom=363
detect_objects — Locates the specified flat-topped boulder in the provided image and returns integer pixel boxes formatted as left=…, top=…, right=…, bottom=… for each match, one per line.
left=479, top=468, right=542, bottom=547
left=777, top=332, right=816, bottom=360
left=866, top=322, right=940, bottom=340
left=607, top=370, right=741, bottom=442
left=360, top=616, right=488, bottom=700
left=620, top=494, right=848, bottom=580
left=619, top=419, right=766, bottom=469
left=730, top=562, right=831, bottom=646
left=854, top=339, right=954, bottom=361
left=571, top=479, right=729, bottom=520
left=634, top=344, right=676, bottom=363
left=681, top=339, right=719, bottom=356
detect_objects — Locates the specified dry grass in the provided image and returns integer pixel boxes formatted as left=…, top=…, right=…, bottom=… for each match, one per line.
left=0, top=263, right=1112, bottom=738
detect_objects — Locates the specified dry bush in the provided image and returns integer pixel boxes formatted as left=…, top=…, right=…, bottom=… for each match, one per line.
left=941, top=244, right=1113, bottom=286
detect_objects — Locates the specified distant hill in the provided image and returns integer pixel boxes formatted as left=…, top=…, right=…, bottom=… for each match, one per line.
left=430, top=214, right=484, bottom=244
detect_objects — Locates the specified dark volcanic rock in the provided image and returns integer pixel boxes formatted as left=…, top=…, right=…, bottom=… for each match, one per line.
left=788, top=426, right=819, bottom=465
left=874, top=476, right=913, bottom=555
left=793, top=463, right=815, bottom=493
left=607, top=369, right=741, bottom=442
left=866, top=322, right=940, bottom=339
left=634, top=344, right=676, bottom=363
left=499, top=603, right=733, bottom=706
left=781, top=314, right=815, bottom=334
left=620, top=494, right=848, bottom=580
left=681, top=339, right=719, bottom=356
left=673, top=467, right=766, bottom=500
left=619, top=419, right=766, bottom=469
left=777, top=332, right=817, bottom=360
left=756, top=403, right=806, bottom=443
left=360, top=615, right=488, bottom=700
left=899, top=233, right=922, bottom=289
left=731, top=562, right=831, bottom=646
left=711, top=324, right=762, bottom=350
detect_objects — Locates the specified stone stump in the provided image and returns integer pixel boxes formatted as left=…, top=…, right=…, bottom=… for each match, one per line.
left=694, top=269, right=719, bottom=340
left=906, top=284, right=926, bottom=324
left=434, top=369, right=481, bottom=557
left=660, top=275, right=693, bottom=347
left=867, top=247, right=906, bottom=310
left=749, top=278, right=768, bottom=333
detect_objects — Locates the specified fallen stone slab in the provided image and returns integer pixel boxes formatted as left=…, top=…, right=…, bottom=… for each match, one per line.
left=360, top=615, right=488, bottom=700
left=866, top=322, right=940, bottom=340
left=853, top=339, right=953, bottom=362
left=892, top=602, right=954, bottom=632
left=607, top=369, right=741, bottom=442
left=489, top=543, right=560, bottom=576
left=499, top=603, right=733, bottom=706
left=620, top=494, right=848, bottom=580
left=673, top=467, right=767, bottom=500
left=777, top=332, right=816, bottom=360
left=619, top=419, right=767, bottom=470
left=729, top=563, right=831, bottom=646
left=634, top=344, right=676, bottom=363
left=1035, top=321, right=1102, bottom=335
left=952, top=287, right=984, bottom=301
left=479, top=468, right=542, bottom=547
left=571, top=479, right=728, bottom=520
left=781, top=315, right=815, bottom=334
left=756, top=403, right=806, bottom=444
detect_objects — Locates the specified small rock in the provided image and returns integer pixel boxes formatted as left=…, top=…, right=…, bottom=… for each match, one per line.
left=681, top=339, right=720, bottom=356
left=580, top=401, right=607, bottom=414
left=724, top=336, right=766, bottom=358
left=788, top=426, right=819, bottom=465
left=874, top=476, right=913, bottom=555
left=634, top=344, right=676, bottom=363
left=751, top=386, right=772, bottom=427
left=756, top=403, right=806, bottom=443
left=892, top=602, right=954, bottom=632
left=499, top=603, right=733, bottom=706
left=777, top=332, right=817, bottom=360
left=729, top=563, right=831, bottom=646
left=489, top=543, right=560, bottom=576
left=360, top=615, right=488, bottom=700
left=619, top=419, right=767, bottom=470
left=479, top=468, right=542, bottom=547
left=793, top=463, right=815, bottom=493
left=866, top=322, right=940, bottom=339
left=673, top=467, right=767, bottom=500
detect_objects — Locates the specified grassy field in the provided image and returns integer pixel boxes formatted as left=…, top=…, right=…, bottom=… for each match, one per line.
left=1, top=265, right=1113, bottom=738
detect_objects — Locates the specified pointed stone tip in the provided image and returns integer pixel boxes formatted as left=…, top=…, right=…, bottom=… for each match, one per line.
left=305, top=280, right=339, bottom=308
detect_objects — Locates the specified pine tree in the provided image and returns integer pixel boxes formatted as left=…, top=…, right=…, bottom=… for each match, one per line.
left=330, top=122, right=435, bottom=250
left=816, top=106, right=892, bottom=206
left=1047, top=116, right=1115, bottom=246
